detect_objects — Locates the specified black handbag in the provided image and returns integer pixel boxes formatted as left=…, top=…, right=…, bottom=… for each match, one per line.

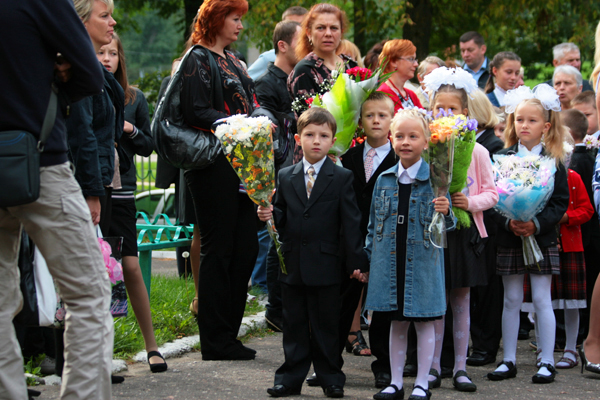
left=0, top=85, right=57, bottom=207
left=152, top=45, right=224, bottom=170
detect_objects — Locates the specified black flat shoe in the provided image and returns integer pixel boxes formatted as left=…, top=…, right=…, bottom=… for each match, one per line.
left=403, top=364, right=417, bottom=377
left=267, top=384, right=301, bottom=397
left=373, top=384, right=404, bottom=400
left=428, top=368, right=441, bottom=389
left=323, top=385, right=344, bottom=398
left=532, top=363, right=556, bottom=384
left=579, top=345, right=600, bottom=374
left=452, top=370, right=477, bottom=392
left=407, top=385, right=431, bottom=400
left=467, top=351, right=496, bottom=366
left=202, top=347, right=255, bottom=361
left=374, top=372, right=391, bottom=388
left=111, top=375, right=125, bottom=384
left=306, top=372, right=320, bottom=387
left=487, top=361, right=517, bottom=381
left=147, top=350, right=168, bottom=373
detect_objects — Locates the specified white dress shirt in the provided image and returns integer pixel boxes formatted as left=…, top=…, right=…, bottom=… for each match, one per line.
left=494, top=84, right=508, bottom=106
left=518, top=140, right=543, bottom=156
left=397, top=159, right=422, bottom=184
left=364, top=141, right=391, bottom=175
left=302, top=156, right=327, bottom=187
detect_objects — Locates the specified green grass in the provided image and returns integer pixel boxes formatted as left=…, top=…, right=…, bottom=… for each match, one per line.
left=113, top=275, right=266, bottom=359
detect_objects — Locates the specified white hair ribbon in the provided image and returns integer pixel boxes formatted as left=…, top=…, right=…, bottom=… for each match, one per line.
left=423, top=66, right=478, bottom=95
left=503, top=84, right=561, bottom=114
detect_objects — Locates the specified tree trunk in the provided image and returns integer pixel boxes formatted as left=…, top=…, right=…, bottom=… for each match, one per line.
left=403, top=0, right=433, bottom=61
left=354, top=0, right=366, bottom=54
left=184, top=0, right=202, bottom=41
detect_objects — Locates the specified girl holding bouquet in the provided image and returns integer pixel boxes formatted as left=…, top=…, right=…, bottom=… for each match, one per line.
left=487, top=85, right=569, bottom=384
left=365, top=109, right=455, bottom=400
left=424, top=68, right=499, bottom=392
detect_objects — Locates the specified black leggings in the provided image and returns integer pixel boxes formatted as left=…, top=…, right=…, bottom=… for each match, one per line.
left=184, top=153, right=258, bottom=357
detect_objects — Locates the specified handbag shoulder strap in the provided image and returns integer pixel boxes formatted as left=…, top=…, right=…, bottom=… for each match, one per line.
left=38, top=83, right=58, bottom=151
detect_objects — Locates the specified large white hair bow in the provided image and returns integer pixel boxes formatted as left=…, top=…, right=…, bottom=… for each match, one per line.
left=503, top=84, right=561, bottom=114
left=423, top=66, right=478, bottom=95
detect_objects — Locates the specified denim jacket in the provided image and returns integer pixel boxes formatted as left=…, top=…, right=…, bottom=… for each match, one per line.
left=364, top=159, right=456, bottom=318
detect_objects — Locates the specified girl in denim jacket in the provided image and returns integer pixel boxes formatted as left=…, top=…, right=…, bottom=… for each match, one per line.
left=423, top=69, right=499, bottom=393
left=365, top=109, right=455, bottom=400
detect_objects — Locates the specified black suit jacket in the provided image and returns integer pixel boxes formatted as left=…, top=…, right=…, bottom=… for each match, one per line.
left=341, top=142, right=398, bottom=237
left=491, top=144, right=569, bottom=248
left=273, top=157, right=368, bottom=286
left=569, top=146, right=598, bottom=246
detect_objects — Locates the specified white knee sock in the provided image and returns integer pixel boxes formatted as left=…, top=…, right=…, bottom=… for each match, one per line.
left=413, top=321, right=435, bottom=396
left=496, top=275, right=524, bottom=372
left=531, top=274, right=555, bottom=375
left=384, top=321, right=409, bottom=393
left=557, top=308, right=580, bottom=366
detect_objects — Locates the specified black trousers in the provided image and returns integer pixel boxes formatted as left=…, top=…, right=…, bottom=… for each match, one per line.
left=370, top=311, right=391, bottom=375
left=276, top=282, right=345, bottom=389
left=337, top=276, right=364, bottom=366
left=470, top=238, right=503, bottom=356
left=266, top=240, right=283, bottom=319
left=185, top=154, right=258, bottom=358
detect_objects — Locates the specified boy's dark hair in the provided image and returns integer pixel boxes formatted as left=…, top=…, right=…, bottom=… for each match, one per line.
left=562, top=109, right=589, bottom=142
left=572, top=91, right=597, bottom=109
left=297, top=107, right=337, bottom=135
left=459, top=31, right=485, bottom=46
left=361, top=91, right=394, bottom=115
left=273, top=21, right=300, bottom=54
left=282, top=6, right=308, bottom=19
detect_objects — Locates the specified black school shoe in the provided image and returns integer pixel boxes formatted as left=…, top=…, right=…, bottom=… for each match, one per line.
left=373, top=384, right=404, bottom=400
left=532, top=363, right=556, bottom=384
left=323, top=385, right=344, bottom=398
left=374, top=371, right=392, bottom=388
left=267, top=384, right=301, bottom=397
left=466, top=351, right=496, bottom=366
left=487, top=361, right=517, bottom=381
left=452, top=370, right=477, bottom=392
left=306, top=372, right=320, bottom=386
left=407, top=385, right=431, bottom=400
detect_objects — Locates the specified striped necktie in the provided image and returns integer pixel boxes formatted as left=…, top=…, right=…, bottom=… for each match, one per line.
left=365, top=148, right=377, bottom=181
left=306, top=166, right=316, bottom=198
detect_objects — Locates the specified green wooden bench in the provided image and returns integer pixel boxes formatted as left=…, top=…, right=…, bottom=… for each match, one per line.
left=136, top=212, right=193, bottom=296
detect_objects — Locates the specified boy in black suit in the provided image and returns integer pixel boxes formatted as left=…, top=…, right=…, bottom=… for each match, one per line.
left=258, top=107, right=368, bottom=398
left=341, top=92, right=397, bottom=387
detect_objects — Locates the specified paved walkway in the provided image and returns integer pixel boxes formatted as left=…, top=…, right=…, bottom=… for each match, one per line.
left=32, top=258, right=600, bottom=399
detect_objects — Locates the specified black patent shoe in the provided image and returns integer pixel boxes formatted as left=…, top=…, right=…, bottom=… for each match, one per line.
left=407, top=385, right=431, bottom=400
left=452, top=370, right=477, bottom=392
left=147, top=350, right=168, bottom=373
left=323, top=385, right=344, bottom=398
left=267, top=384, right=301, bottom=397
left=373, top=384, right=404, bottom=400
left=306, top=372, right=321, bottom=386
left=466, top=351, right=496, bottom=366
left=374, top=372, right=391, bottom=388
left=428, top=368, right=441, bottom=389
left=579, top=345, right=600, bottom=374
left=403, top=364, right=417, bottom=377
left=487, top=361, right=517, bottom=381
left=532, top=363, right=556, bottom=384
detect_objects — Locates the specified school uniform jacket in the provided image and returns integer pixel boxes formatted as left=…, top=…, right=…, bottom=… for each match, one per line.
left=560, top=169, right=593, bottom=252
left=273, top=157, right=368, bottom=286
left=341, top=142, right=398, bottom=237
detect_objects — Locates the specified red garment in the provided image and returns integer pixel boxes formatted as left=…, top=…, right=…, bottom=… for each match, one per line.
left=377, top=82, right=423, bottom=113
left=560, top=169, right=594, bottom=252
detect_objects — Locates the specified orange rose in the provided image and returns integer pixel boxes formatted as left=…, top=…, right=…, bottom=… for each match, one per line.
left=430, top=133, right=440, bottom=144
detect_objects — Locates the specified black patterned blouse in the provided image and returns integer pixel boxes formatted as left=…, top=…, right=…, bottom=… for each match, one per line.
left=287, top=52, right=357, bottom=116
left=181, top=48, right=259, bottom=132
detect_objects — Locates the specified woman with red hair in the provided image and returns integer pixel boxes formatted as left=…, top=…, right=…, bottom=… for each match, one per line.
left=288, top=3, right=357, bottom=120
left=179, top=0, right=260, bottom=361
left=378, top=39, right=423, bottom=113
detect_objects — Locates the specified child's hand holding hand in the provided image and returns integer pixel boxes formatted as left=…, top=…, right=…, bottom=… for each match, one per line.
left=327, top=154, right=339, bottom=163
left=450, top=192, right=469, bottom=211
left=350, top=270, right=369, bottom=283
left=509, top=219, right=536, bottom=237
left=433, top=196, right=450, bottom=215
left=257, top=205, right=273, bottom=222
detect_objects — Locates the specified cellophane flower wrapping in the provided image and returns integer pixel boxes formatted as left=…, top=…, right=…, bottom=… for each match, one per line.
left=429, top=113, right=477, bottom=228
left=492, top=154, right=557, bottom=266
left=214, top=115, right=287, bottom=274
left=309, top=66, right=389, bottom=163
left=98, top=237, right=127, bottom=317
left=426, top=128, right=455, bottom=248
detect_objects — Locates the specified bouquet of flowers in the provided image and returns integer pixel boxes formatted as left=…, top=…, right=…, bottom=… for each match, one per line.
left=305, top=66, right=390, bottom=162
left=492, top=154, right=557, bottom=266
left=213, top=115, right=287, bottom=274
left=98, top=237, right=127, bottom=317
left=426, top=115, right=455, bottom=248
left=429, top=112, right=478, bottom=228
